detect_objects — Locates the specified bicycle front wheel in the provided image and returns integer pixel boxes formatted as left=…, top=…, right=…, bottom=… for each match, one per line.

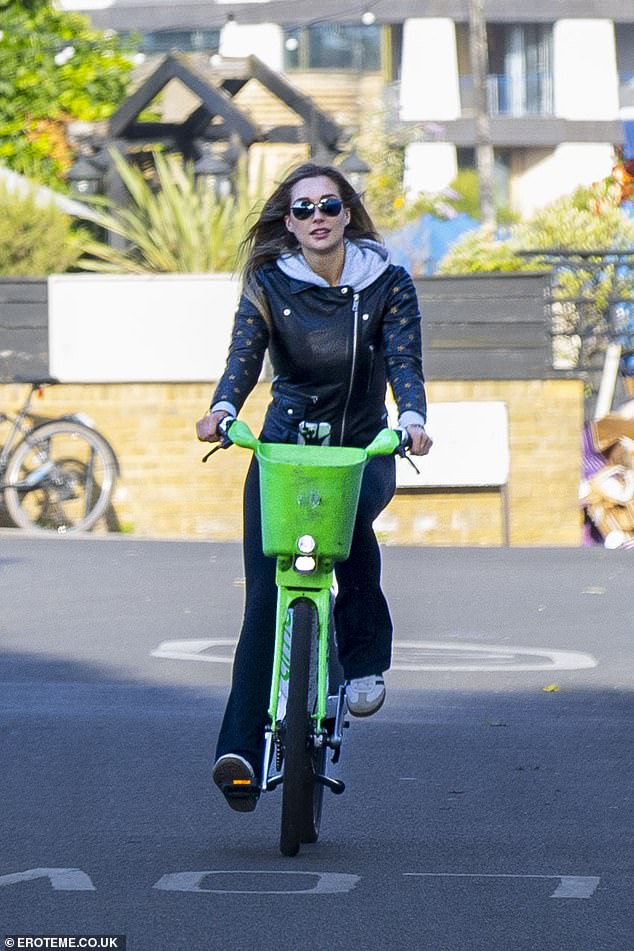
left=4, top=420, right=117, bottom=534
left=280, top=598, right=323, bottom=857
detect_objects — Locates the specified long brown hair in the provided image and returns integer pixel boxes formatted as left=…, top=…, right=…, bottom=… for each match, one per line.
left=240, top=162, right=380, bottom=284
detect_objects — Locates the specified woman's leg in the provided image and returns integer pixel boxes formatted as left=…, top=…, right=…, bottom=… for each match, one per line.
left=334, top=454, right=396, bottom=680
left=214, top=458, right=276, bottom=779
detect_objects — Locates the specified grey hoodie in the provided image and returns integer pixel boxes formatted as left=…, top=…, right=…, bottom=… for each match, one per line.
left=276, top=239, right=391, bottom=291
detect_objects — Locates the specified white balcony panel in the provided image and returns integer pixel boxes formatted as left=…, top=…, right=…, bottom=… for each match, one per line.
left=554, top=20, right=619, bottom=120
left=400, top=19, right=460, bottom=122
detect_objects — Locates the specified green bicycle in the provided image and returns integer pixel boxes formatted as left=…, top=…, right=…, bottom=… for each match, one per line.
left=210, top=417, right=407, bottom=857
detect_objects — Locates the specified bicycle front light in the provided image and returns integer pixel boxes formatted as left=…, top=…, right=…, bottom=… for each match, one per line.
left=297, top=534, right=316, bottom=554
left=294, top=555, right=317, bottom=574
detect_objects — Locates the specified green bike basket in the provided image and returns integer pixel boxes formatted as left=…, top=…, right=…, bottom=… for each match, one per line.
left=256, top=443, right=367, bottom=559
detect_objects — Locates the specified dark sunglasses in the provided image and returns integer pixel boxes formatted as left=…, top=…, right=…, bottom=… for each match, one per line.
left=290, top=197, right=344, bottom=220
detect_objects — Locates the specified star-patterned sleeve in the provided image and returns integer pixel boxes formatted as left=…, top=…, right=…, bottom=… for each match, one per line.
left=382, top=271, right=427, bottom=425
left=209, top=291, right=270, bottom=415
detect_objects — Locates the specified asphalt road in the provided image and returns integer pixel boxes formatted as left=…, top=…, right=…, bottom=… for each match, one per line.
left=0, top=534, right=633, bottom=951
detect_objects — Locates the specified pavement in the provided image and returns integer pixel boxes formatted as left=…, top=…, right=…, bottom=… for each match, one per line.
left=0, top=533, right=632, bottom=950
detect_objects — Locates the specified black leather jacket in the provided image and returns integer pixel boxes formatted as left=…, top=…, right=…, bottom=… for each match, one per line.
left=211, top=260, right=427, bottom=448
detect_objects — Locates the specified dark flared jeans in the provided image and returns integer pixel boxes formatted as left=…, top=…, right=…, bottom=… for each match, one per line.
left=215, top=452, right=396, bottom=777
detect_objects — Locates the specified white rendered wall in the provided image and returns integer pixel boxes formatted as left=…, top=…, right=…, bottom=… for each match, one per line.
left=49, top=275, right=240, bottom=383
left=400, top=19, right=461, bottom=122
left=219, top=21, right=283, bottom=71
left=512, top=144, right=615, bottom=217
left=554, top=20, right=619, bottom=120
left=403, top=143, right=458, bottom=197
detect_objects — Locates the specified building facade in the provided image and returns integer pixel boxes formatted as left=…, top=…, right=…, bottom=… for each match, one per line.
left=59, top=0, right=634, bottom=215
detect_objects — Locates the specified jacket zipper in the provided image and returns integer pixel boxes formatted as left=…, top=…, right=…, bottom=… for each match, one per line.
left=366, top=344, right=375, bottom=394
left=339, top=292, right=360, bottom=445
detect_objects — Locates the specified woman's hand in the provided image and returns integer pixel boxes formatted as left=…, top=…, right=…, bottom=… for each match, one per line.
left=196, top=410, right=229, bottom=443
left=406, top=423, right=433, bottom=456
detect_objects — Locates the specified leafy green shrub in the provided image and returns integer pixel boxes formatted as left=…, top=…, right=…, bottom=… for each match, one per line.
left=436, top=228, right=530, bottom=274
left=446, top=168, right=518, bottom=226
left=439, top=183, right=634, bottom=275
left=0, top=1, right=133, bottom=186
left=438, top=182, right=634, bottom=371
left=0, top=179, right=86, bottom=275
left=75, top=150, right=262, bottom=274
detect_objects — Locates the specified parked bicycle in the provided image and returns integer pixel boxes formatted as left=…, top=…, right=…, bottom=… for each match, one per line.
left=0, top=379, right=119, bottom=534
left=206, top=416, right=409, bottom=856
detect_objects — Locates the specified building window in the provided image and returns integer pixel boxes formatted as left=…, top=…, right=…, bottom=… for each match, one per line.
left=615, top=23, right=634, bottom=104
left=487, top=23, right=553, bottom=116
left=457, top=22, right=553, bottom=117
left=283, top=23, right=382, bottom=72
left=134, top=29, right=221, bottom=55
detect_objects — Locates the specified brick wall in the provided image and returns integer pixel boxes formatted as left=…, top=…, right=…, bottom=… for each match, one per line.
left=0, top=378, right=584, bottom=545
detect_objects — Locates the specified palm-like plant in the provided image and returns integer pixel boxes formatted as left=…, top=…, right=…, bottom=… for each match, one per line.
left=75, top=149, right=261, bottom=274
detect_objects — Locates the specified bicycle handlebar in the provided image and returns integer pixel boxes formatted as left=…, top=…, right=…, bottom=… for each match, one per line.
left=202, top=417, right=412, bottom=462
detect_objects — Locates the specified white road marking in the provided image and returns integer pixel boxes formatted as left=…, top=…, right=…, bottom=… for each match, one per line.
left=151, top=638, right=597, bottom=672
left=404, top=873, right=600, bottom=899
left=153, top=871, right=360, bottom=894
left=0, top=868, right=96, bottom=890
left=391, top=641, right=597, bottom=672
left=150, top=639, right=236, bottom=663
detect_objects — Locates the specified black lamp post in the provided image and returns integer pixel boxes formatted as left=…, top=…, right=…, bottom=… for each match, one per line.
left=339, top=149, right=370, bottom=192
left=66, top=155, right=102, bottom=197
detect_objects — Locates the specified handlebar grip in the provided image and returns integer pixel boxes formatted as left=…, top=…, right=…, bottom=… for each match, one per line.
left=394, top=427, right=412, bottom=453
left=217, top=416, right=237, bottom=446
left=201, top=415, right=236, bottom=462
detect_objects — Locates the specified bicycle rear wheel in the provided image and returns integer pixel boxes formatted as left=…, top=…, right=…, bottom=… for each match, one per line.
left=280, top=598, right=323, bottom=857
left=4, top=420, right=117, bottom=534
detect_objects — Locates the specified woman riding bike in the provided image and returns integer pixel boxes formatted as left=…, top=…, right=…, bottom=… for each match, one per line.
left=196, top=162, right=432, bottom=812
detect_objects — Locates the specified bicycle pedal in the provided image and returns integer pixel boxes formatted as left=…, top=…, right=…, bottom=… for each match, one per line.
left=221, top=782, right=260, bottom=800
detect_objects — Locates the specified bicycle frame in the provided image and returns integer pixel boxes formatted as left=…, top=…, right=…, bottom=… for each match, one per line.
left=262, top=561, right=336, bottom=793
left=0, top=385, right=39, bottom=477
left=223, top=420, right=400, bottom=795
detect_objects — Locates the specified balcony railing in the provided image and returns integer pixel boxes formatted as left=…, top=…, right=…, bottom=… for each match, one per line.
left=460, top=74, right=554, bottom=117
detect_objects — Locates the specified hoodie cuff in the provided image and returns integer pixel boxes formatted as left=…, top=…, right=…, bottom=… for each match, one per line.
left=398, top=410, right=426, bottom=430
left=210, top=400, right=237, bottom=417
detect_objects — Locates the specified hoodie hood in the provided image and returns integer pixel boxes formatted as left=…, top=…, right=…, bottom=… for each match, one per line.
left=276, top=239, right=391, bottom=292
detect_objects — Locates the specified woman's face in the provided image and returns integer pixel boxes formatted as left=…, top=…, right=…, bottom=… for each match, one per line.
left=284, top=175, right=351, bottom=256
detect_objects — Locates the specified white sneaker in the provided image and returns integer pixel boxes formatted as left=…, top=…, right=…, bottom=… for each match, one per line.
left=345, top=675, right=386, bottom=717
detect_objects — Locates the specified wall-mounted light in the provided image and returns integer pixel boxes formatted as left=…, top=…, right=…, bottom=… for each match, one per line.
left=66, top=156, right=102, bottom=196
left=194, top=149, right=233, bottom=198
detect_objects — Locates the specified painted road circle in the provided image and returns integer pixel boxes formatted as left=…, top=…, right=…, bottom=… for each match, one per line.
left=151, top=639, right=597, bottom=672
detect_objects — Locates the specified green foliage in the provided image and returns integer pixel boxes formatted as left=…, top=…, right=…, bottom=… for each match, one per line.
left=448, top=168, right=480, bottom=220
left=442, top=168, right=517, bottom=225
left=75, top=150, right=262, bottom=274
left=0, top=1, right=133, bottom=186
left=359, top=133, right=406, bottom=233
left=436, top=228, right=531, bottom=274
left=439, top=183, right=634, bottom=275
left=512, top=186, right=634, bottom=253
left=0, top=178, right=86, bottom=275
left=438, top=182, right=634, bottom=371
